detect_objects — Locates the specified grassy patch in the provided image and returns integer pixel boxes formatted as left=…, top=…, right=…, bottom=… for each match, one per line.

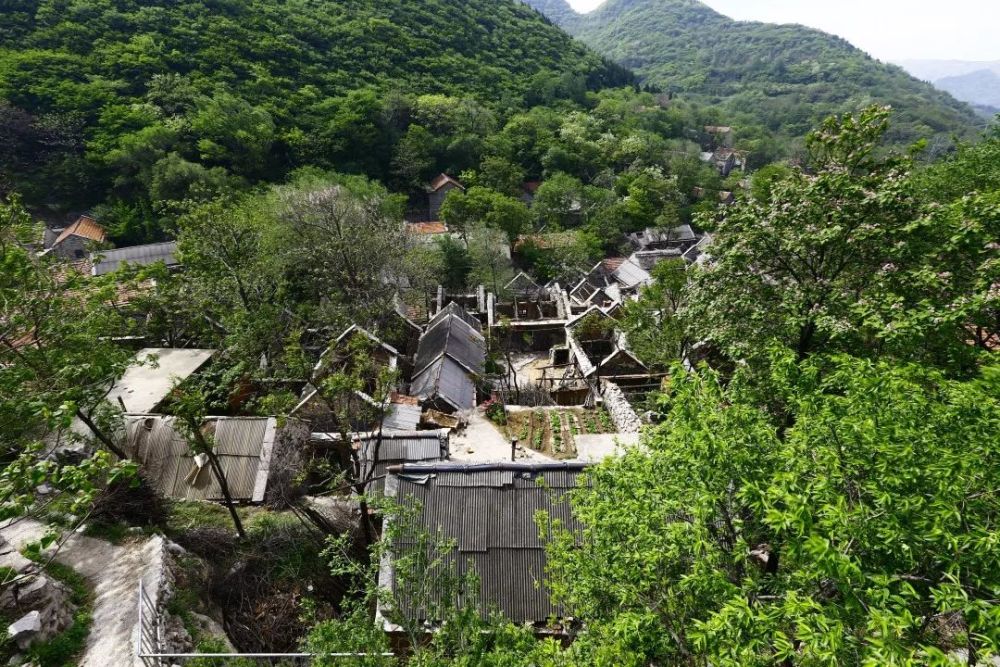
left=165, top=500, right=261, bottom=537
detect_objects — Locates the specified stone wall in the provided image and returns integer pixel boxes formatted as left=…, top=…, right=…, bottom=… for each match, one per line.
left=600, top=381, right=642, bottom=434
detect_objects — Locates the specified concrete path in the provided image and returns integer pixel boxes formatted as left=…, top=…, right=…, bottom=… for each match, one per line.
left=450, top=412, right=554, bottom=463
left=0, top=520, right=167, bottom=667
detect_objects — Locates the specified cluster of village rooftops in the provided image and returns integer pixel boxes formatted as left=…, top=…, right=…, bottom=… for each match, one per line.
left=38, top=168, right=716, bottom=634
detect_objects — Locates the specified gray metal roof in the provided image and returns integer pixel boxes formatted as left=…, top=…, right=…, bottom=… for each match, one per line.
left=429, top=301, right=482, bottom=333
left=410, top=356, right=477, bottom=411
left=358, top=430, right=449, bottom=496
left=91, top=241, right=179, bottom=276
left=612, top=257, right=651, bottom=288
left=120, top=415, right=277, bottom=502
left=414, top=314, right=485, bottom=378
left=382, top=401, right=422, bottom=432
left=382, top=463, right=587, bottom=627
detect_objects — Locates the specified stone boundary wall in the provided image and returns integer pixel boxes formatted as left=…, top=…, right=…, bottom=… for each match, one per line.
left=600, top=381, right=642, bottom=434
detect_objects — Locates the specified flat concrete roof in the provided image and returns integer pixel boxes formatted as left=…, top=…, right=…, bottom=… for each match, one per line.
left=108, top=348, right=215, bottom=413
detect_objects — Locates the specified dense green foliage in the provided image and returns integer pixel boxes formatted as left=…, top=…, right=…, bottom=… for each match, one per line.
left=0, top=0, right=631, bottom=219
left=546, top=354, right=1000, bottom=665
left=527, top=0, right=984, bottom=151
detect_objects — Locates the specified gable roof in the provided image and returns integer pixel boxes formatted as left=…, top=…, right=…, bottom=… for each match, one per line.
left=334, top=324, right=400, bottom=358
left=504, top=271, right=541, bottom=293
left=91, top=241, right=179, bottom=276
left=410, top=355, right=478, bottom=412
left=430, top=301, right=483, bottom=334
left=380, top=462, right=587, bottom=629
left=53, top=215, right=106, bottom=246
left=428, top=173, right=464, bottom=193
left=415, top=313, right=485, bottom=377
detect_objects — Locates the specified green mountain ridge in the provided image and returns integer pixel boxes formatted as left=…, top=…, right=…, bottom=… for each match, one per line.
left=525, top=0, right=983, bottom=147
left=0, top=0, right=633, bottom=209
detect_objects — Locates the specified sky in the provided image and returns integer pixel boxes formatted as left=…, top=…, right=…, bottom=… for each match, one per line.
left=564, top=0, right=1000, bottom=62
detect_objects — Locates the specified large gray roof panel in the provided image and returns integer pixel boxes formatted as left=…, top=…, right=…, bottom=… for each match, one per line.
left=91, top=241, right=179, bottom=276
left=383, top=464, right=588, bottom=626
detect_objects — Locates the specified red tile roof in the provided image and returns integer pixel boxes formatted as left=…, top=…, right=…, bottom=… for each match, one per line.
left=522, top=180, right=542, bottom=194
left=602, top=257, right=626, bottom=272
left=407, top=221, right=449, bottom=235
left=53, top=215, right=106, bottom=246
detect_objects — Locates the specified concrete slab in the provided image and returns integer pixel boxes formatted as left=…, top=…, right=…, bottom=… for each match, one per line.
left=572, top=433, right=640, bottom=461
left=109, top=348, right=215, bottom=413
left=450, top=413, right=554, bottom=463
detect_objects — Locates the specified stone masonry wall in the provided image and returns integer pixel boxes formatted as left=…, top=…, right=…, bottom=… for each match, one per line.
left=600, top=381, right=642, bottom=434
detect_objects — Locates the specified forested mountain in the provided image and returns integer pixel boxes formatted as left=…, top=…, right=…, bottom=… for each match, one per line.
left=0, top=0, right=632, bottom=213
left=524, top=0, right=983, bottom=147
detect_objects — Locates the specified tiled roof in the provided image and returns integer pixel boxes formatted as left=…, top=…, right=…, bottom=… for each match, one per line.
left=415, top=313, right=485, bottom=377
left=601, top=257, right=626, bottom=272
left=358, top=430, right=449, bottom=496
left=410, top=355, right=478, bottom=412
left=406, top=221, right=449, bottom=235
left=53, top=215, right=106, bottom=246
left=382, top=462, right=588, bottom=628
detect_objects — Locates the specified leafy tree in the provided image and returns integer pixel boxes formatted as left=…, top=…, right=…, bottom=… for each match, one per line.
left=172, top=384, right=247, bottom=539
left=0, top=194, right=136, bottom=561
left=546, top=353, right=1000, bottom=665
left=619, top=259, right=688, bottom=369
left=439, top=186, right=532, bottom=244
left=684, top=107, right=924, bottom=367
left=436, top=235, right=472, bottom=291
left=466, top=225, right=514, bottom=294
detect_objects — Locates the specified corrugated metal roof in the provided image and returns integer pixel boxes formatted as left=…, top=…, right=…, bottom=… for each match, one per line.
left=415, top=314, right=485, bottom=376
left=358, top=430, right=448, bottom=497
left=120, top=415, right=278, bottom=502
left=91, top=241, right=178, bottom=276
left=384, top=465, right=588, bottom=626
left=383, top=401, right=422, bottom=431
left=410, top=356, right=477, bottom=411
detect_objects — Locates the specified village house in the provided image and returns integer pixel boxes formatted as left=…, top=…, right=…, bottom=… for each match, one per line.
left=565, top=307, right=648, bottom=384
left=47, top=348, right=216, bottom=456
left=291, top=325, right=404, bottom=432
left=425, top=173, right=464, bottom=222
left=486, top=278, right=569, bottom=353
left=409, top=304, right=486, bottom=414
left=46, top=214, right=106, bottom=260
left=627, top=224, right=699, bottom=252
left=378, top=462, right=587, bottom=634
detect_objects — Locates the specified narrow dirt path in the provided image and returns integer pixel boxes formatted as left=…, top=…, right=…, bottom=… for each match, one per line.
left=0, top=520, right=167, bottom=667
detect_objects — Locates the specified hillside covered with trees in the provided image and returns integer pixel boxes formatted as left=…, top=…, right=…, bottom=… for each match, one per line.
left=0, top=1, right=997, bottom=665
left=525, top=0, right=985, bottom=150
left=0, top=0, right=632, bottom=219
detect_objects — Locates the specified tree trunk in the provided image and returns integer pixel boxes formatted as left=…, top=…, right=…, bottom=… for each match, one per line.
left=204, top=448, right=247, bottom=540
left=185, top=418, right=246, bottom=539
left=76, top=409, right=126, bottom=459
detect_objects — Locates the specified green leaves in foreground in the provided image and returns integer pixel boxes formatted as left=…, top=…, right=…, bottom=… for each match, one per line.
left=547, top=354, right=1000, bottom=665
